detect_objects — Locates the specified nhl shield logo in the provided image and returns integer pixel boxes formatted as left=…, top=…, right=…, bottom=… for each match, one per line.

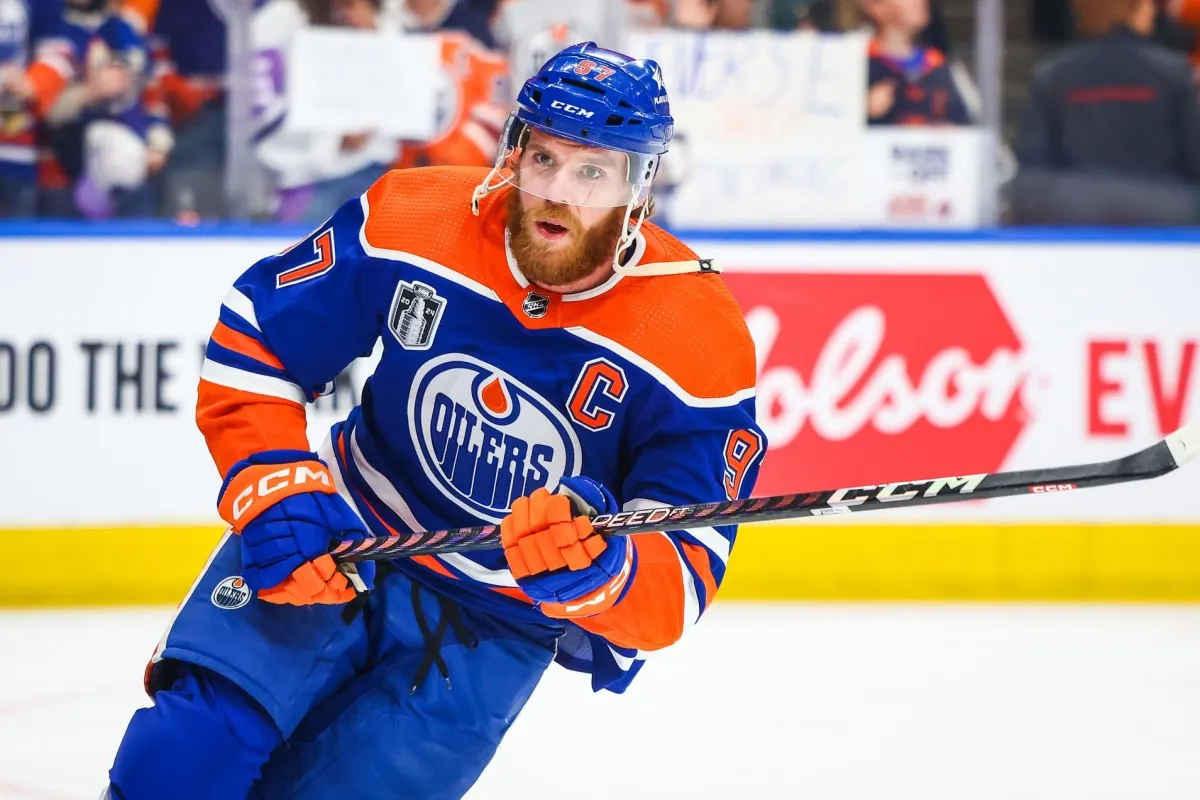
left=522, top=291, right=550, bottom=319
left=389, top=280, right=446, bottom=350
left=211, top=576, right=251, bottom=610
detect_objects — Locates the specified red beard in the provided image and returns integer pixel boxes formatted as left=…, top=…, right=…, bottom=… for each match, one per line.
left=506, top=189, right=626, bottom=288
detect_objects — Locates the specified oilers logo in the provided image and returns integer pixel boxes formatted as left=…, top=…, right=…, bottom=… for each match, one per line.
left=211, top=577, right=251, bottom=610
left=409, top=354, right=581, bottom=521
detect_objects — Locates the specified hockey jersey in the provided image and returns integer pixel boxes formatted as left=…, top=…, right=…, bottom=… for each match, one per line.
left=196, top=167, right=764, bottom=692
left=867, top=41, right=969, bottom=127
left=122, top=0, right=226, bottom=123
left=49, top=11, right=168, bottom=137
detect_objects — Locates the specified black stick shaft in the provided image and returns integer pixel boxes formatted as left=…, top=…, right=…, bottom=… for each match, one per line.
left=331, top=426, right=1196, bottom=564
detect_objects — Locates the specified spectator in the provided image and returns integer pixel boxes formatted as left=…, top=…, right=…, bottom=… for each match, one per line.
left=379, top=0, right=510, bottom=171
left=626, top=0, right=670, bottom=27
left=392, top=30, right=509, bottom=170
left=673, top=0, right=760, bottom=29
left=783, top=0, right=951, bottom=54
left=123, top=0, right=230, bottom=218
left=862, top=0, right=968, bottom=126
left=786, top=0, right=861, bottom=30
left=1033, top=0, right=1199, bottom=57
left=393, top=0, right=500, bottom=47
left=1011, top=0, right=1200, bottom=223
left=34, top=0, right=172, bottom=219
left=1031, top=0, right=1073, bottom=42
left=0, top=0, right=70, bottom=217
left=494, top=1, right=663, bottom=83
left=505, top=20, right=593, bottom=84
left=251, top=0, right=399, bottom=222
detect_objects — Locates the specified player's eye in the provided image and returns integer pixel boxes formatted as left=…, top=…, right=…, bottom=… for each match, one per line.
left=579, top=164, right=605, bottom=181
left=532, top=151, right=554, bottom=167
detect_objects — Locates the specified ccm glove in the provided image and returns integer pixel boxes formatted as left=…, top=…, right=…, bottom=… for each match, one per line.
left=217, top=449, right=375, bottom=605
left=501, top=476, right=632, bottom=619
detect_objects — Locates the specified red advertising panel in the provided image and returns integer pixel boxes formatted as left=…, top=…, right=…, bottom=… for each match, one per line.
left=724, top=273, right=1031, bottom=496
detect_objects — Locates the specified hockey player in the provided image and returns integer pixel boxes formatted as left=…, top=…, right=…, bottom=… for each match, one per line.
left=105, top=42, right=764, bottom=799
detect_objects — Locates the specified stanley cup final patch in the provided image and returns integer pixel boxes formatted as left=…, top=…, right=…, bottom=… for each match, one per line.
left=389, top=280, right=447, bottom=350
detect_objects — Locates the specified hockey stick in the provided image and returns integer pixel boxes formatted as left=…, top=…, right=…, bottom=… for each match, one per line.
left=331, top=422, right=1200, bottom=564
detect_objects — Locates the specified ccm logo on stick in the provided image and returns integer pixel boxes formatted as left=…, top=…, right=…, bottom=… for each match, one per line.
left=550, top=100, right=595, bottom=118
left=825, top=475, right=988, bottom=507
left=1030, top=483, right=1077, bottom=493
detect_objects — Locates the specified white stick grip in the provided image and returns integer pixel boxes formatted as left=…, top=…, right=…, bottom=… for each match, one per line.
left=1165, top=421, right=1200, bottom=468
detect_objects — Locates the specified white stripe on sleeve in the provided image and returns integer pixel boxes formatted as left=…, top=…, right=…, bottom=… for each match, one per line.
left=624, top=498, right=731, bottom=566
left=222, top=287, right=261, bottom=331
left=608, top=645, right=640, bottom=671
left=683, top=526, right=730, bottom=566
left=625, top=499, right=707, bottom=629
left=661, top=532, right=702, bottom=628
left=200, top=359, right=306, bottom=404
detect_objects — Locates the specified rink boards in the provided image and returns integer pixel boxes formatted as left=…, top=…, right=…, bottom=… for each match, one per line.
left=2, top=226, right=1199, bottom=605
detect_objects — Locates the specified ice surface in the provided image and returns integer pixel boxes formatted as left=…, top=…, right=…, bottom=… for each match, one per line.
left=3, top=603, right=1199, bottom=799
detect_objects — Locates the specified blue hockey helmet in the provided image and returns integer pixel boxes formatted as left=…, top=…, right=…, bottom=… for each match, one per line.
left=513, top=41, right=674, bottom=157
left=474, top=42, right=674, bottom=211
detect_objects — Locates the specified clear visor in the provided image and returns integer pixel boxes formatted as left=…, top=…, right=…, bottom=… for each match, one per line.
left=497, top=122, right=650, bottom=209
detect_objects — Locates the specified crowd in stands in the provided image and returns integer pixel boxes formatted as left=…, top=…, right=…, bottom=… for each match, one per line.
left=4, top=0, right=1196, bottom=223
left=1012, top=0, right=1200, bottom=224
left=0, top=0, right=979, bottom=221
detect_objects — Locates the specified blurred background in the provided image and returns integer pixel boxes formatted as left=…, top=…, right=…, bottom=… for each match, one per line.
left=3, top=0, right=1200, bottom=797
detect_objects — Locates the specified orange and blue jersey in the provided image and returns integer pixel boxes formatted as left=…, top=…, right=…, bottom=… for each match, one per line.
left=195, top=166, right=764, bottom=692
left=122, top=0, right=227, bottom=124
left=63, top=13, right=165, bottom=132
left=867, top=41, right=969, bottom=127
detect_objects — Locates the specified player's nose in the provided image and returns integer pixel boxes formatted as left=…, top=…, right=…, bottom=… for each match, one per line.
left=540, top=170, right=590, bottom=207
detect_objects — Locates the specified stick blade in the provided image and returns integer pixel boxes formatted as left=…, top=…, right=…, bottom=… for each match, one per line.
left=1165, top=421, right=1200, bottom=468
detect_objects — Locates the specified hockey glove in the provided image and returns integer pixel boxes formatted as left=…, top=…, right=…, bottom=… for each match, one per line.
left=217, top=450, right=375, bottom=606
left=501, top=476, right=632, bottom=619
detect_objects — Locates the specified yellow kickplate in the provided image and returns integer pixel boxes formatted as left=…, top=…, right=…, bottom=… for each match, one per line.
left=3, top=522, right=1200, bottom=606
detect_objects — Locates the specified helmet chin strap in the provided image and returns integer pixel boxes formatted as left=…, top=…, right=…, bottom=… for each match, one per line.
left=613, top=189, right=722, bottom=277
left=616, top=256, right=724, bottom=277
left=471, top=163, right=508, bottom=215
